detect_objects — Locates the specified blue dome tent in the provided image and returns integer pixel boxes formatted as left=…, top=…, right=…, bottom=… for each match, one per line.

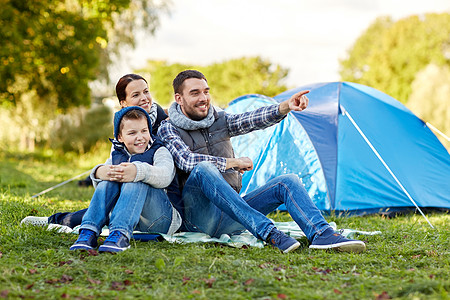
left=225, top=82, right=450, bottom=227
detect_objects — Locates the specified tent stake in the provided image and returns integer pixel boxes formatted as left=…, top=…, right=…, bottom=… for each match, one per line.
left=341, top=105, right=434, bottom=229
left=31, top=170, right=92, bottom=199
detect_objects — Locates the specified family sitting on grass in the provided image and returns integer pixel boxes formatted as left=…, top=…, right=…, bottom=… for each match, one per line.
left=22, top=71, right=366, bottom=254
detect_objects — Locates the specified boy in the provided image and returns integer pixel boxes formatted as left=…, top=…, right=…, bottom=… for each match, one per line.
left=70, top=106, right=177, bottom=252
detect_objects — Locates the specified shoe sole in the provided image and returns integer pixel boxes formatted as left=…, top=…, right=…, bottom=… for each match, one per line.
left=98, top=245, right=130, bottom=253
left=282, top=241, right=301, bottom=254
left=309, top=241, right=366, bottom=253
left=69, top=244, right=94, bottom=251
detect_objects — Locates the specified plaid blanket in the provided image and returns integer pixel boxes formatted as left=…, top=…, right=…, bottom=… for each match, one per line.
left=50, top=221, right=381, bottom=248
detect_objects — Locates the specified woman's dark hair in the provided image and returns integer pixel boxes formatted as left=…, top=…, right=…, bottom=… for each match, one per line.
left=116, top=74, right=147, bottom=102
left=172, top=70, right=207, bottom=94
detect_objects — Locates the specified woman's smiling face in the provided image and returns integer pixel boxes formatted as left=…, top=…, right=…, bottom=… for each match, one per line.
left=121, top=79, right=153, bottom=113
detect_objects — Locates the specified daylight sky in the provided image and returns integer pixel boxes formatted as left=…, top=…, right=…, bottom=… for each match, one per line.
left=118, top=0, right=450, bottom=88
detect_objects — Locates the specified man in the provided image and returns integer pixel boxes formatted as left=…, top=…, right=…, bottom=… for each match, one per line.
left=158, top=70, right=366, bottom=253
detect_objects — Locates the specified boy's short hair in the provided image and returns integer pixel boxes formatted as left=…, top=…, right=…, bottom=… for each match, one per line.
left=113, top=106, right=151, bottom=140
left=172, top=70, right=207, bottom=94
left=119, top=109, right=148, bottom=135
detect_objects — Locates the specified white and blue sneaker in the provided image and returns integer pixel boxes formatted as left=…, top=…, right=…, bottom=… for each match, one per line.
left=70, top=229, right=98, bottom=251
left=99, top=231, right=130, bottom=253
left=266, top=228, right=300, bottom=254
left=309, top=227, right=366, bottom=253
left=21, top=216, right=49, bottom=227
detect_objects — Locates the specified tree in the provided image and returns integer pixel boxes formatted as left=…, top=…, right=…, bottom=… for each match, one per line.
left=1, top=0, right=168, bottom=109
left=136, top=57, right=289, bottom=107
left=339, top=13, right=450, bottom=103
left=406, top=64, right=450, bottom=150
left=0, top=0, right=168, bottom=150
left=339, top=16, right=393, bottom=83
left=205, top=57, right=289, bottom=106
left=136, top=60, right=193, bottom=106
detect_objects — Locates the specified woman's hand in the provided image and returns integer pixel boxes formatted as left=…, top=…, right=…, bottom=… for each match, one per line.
left=95, top=163, right=137, bottom=182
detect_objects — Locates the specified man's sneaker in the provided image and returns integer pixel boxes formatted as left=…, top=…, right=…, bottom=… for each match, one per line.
left=266, top=228, right=300, bottom=254
left=20, top=216, right=49, bottom=227
left=70, top=229, right=98, bottom=251
left=98, top=231, right=130, bottom=253
left=309, top=227, right=366, bottom=253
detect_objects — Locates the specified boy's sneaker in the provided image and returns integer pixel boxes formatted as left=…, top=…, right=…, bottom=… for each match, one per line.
left=70, top=229, right=98, bottom=251
left=99, top=231, right=130, bottom=253
left=266, top=228, right=300, bottom=254
left=20, top=216, right=49, bottom=227
left=309, top=227, right=366, bottom=253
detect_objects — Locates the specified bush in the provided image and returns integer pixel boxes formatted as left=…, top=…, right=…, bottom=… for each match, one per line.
left=49, top=104, right=113, bottom=154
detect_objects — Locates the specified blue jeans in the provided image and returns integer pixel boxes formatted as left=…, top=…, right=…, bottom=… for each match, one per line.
left=48, top=209, right=88, bottom=228
left=182, top=162, right=330, bottom=241
left=80, top=181, right=174, bottom=239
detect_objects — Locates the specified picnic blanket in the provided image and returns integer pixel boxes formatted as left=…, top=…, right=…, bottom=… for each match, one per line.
left=49, top=221, right=381, bottom=248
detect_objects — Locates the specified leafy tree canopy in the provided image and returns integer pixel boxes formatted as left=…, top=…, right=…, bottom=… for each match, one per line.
left=0, top=0, right=168, bottom=110
left=339, top=13, right=450, bottom=103
left=136, top=57, right=289, bottom=107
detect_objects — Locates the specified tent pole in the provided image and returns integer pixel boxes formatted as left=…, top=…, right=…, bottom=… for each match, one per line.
left=341, top=105, right=434, bottom=229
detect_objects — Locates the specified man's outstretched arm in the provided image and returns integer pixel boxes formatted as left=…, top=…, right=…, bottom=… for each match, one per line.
left=226, top=90, right=309, bottom=137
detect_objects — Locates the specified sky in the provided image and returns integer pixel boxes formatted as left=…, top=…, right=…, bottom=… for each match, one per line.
left=117, top=0, right=450, bottom=88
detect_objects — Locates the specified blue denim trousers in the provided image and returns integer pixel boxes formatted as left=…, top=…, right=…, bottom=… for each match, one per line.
left=80, top=181, right=174, bottom=239
left=48, top=209, right=87, bottom=228
left=182, top=162, right=330, bottom=241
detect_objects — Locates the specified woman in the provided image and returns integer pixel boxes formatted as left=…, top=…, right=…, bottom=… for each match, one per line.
left=21, top=74, right=180, bottom=235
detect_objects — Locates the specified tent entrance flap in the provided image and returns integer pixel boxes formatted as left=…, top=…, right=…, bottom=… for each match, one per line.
left=341, top=105, right=434, bottom=229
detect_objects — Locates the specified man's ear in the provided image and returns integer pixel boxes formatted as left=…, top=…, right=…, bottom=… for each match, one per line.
left=119, top=100, right=126, bottom=108
left=174, top=93, right=182, bottom=105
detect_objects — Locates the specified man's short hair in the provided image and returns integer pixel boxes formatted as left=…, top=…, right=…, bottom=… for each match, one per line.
left=173, top=70, right=207, bottom=94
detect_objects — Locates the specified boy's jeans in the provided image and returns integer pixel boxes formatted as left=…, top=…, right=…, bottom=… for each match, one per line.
left=182, top=162, right=330, bottom=241
left=80, top=181, right=173, bottom=239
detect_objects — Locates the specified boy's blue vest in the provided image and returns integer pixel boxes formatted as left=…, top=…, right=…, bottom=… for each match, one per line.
left=111, top=138, right=164, bottom=165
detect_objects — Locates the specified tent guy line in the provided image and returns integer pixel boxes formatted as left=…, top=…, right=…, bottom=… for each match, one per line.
left=31, top=170, right=91, bottom=199
left=341, top=105, right=434, bottom=228
left=426, top=122, right=450, bottom=142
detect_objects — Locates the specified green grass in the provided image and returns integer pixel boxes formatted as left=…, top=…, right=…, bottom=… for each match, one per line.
left=0, top=152, right=449, bottom=299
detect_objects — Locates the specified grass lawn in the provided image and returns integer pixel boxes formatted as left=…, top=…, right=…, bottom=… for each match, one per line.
left=0, top=151, right=449, bottom=299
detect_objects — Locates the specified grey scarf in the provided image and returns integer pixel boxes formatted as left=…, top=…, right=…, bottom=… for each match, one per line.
left=148, top=102, right=158, bottom=126
left=168, top=102, right=215, bottom=130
